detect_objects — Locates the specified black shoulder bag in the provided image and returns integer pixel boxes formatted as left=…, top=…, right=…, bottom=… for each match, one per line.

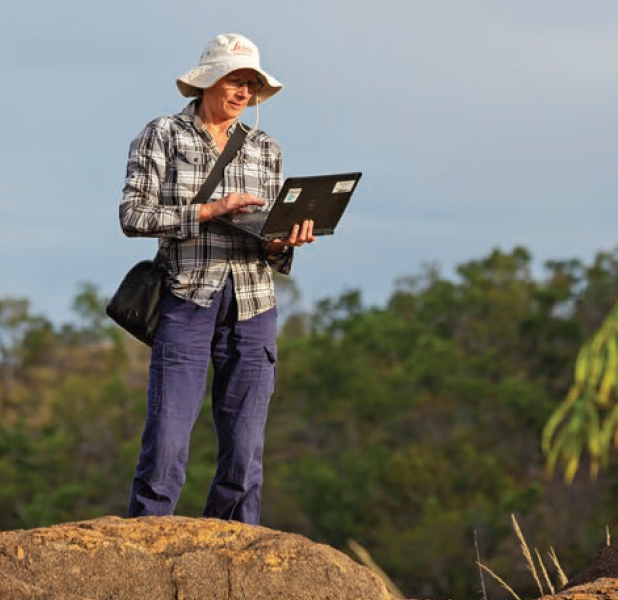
left=106, top=125, right=248, bottom=346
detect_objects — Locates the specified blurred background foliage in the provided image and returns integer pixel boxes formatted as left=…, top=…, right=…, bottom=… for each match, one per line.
left=3, top=246, right=618, bottom=599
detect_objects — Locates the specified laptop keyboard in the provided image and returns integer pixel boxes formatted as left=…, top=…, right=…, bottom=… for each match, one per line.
left=230, top=212, right=267, bottom=233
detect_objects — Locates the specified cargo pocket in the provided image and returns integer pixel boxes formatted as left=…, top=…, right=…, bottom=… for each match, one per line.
left=264, top=344, right=277, bottom=398
left=148, top=342, right=207, bottom=421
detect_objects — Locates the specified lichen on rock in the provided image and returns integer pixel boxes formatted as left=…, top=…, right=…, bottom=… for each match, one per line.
left=0, top=516, right=392, bottom=600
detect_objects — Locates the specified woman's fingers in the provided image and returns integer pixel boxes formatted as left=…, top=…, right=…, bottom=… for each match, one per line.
left=283, top=221, right=315, bottom=246
left=296, top=220, right=315, bottom=245
left=210, top=193, right=265, bottom=218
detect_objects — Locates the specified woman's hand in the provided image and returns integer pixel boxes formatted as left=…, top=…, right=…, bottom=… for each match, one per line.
left=267, top=220, right=315, bottom=254
left=199, top=192, right=265, bottom=222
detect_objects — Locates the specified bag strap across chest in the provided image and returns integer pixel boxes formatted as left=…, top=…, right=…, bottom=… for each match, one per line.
left=191, top=124, right=249, bottom=205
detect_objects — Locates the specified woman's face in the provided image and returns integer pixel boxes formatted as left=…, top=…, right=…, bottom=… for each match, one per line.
left=201, top=68, right=260, bottom=123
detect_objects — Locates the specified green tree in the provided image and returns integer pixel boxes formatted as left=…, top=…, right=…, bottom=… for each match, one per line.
left=3, top=250, right=618, bottom=599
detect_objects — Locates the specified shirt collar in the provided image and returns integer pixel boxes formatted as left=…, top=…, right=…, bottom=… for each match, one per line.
left=182, top=100, right=240, bottom=139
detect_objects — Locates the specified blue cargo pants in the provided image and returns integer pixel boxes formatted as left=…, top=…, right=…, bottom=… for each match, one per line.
left=127, top=276, right=277, bottom=524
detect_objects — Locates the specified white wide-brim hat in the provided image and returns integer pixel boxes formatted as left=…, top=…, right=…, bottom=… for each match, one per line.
left=176, top=33, right=282, bottom=107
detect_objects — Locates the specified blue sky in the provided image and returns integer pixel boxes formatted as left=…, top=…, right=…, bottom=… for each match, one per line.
left=1, top=0, right=617, bottom=323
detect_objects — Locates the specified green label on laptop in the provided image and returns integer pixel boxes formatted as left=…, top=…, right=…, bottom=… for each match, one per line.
left=284, top=188, right=302, bottom=203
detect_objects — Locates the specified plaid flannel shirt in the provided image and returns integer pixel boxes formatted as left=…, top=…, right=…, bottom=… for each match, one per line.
left=120, top=100, right=293, bottom=321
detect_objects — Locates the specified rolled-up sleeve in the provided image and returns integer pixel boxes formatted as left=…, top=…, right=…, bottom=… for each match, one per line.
left=119, top=119, right=201, bottom=239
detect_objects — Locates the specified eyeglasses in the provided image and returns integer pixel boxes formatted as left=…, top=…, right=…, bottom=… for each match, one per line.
left=223, top=75, right=264, bottom=94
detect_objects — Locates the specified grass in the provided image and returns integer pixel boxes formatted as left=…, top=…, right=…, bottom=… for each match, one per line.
left=349, top=512, right=600, bottom=600
left=476, top=514, right=569, bottom=600
left=348, top=539, right=407, bottom=600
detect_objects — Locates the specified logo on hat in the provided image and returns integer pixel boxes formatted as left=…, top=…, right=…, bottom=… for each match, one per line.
left=231, top=41, right=254, bottom=56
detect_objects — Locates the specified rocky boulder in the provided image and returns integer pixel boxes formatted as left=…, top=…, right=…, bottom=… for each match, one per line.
left=540, top=542, right=618, bottom=600
left=0, top=516, right=393, bottom=600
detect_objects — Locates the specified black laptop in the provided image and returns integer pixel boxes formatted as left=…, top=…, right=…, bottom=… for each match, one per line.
left=215, top=172, right=362, bottom=242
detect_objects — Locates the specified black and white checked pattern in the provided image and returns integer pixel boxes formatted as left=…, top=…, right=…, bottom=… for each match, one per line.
left=120, top=101, right=292, bottom=321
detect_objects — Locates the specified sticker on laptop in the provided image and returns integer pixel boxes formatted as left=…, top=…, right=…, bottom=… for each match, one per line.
left=283, top=188, right=302, bottom=203
left=333, top=180, right=356, bottom=194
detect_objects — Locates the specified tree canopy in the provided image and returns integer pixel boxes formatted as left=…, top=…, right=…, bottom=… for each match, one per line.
left=2, top=246, right=618, bottom=599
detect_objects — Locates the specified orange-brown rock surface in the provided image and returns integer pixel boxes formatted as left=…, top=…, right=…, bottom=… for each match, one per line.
left=0, top=516, right=392, bottom=599
left=540, top=542, right=618, bottom=600
left=540, top=578, right=618, bottom=600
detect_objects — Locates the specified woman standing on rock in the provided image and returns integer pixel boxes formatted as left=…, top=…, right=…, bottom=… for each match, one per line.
left=119, top=33, right=314, bottom=523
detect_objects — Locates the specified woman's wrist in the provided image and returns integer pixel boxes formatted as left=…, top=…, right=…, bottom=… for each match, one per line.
left=199, top=203, right=216, bottom=223
left=266, top=241, right=287, bottom=255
